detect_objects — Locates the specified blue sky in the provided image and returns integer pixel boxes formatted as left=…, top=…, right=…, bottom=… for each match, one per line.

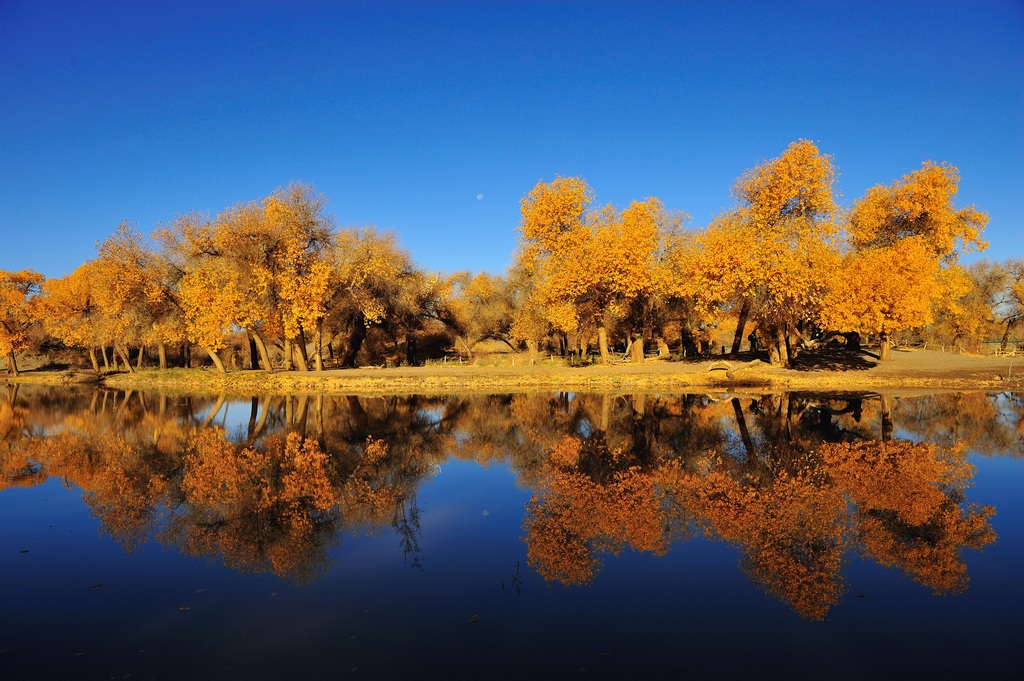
left=2, top=0, right=1021, bottom=279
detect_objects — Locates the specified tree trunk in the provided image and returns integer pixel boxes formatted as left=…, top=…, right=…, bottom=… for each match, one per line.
left=730, top=300, right=751, bottom=356
left=597, top=325, right=610, bottom=364
left=999, top=319, right=1019, bottom=352
left=313, top=318, right=324, bottom=371
left=136, top=346, right=145, bottom=370
left=251, top=331, right=274, bottom=373
left=775, top=327, right=789, bottom=367
left=201, top=346, right=227, bottom=373
left=293, top=337, right=309, bottom=372
left=118, top=346, right=135, bottom=373
left=5, top=352, right=18, bottom=376
left=879, top=330, right=892, bottom=361
left=297, top=326, right=311, bottom=371
left=157, top=343, right=167, bottom=370
left=630, top=334, right=644, bottom=363
left=340, top=313, right=367, bottom=368
left=765, top=328, right=781, bottom=366
left=283, top=339, right=293, bottom=370
left=679, top=320, right=699, bottom=357
left=247, top=333, right=259, bottom=369
left=101, top=345, right=110, bottom=371
left=88, top=347, right=100, bottom=373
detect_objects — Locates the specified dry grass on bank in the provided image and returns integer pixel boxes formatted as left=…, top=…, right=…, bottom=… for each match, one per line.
left=4, top=348, right=1021, bottom=395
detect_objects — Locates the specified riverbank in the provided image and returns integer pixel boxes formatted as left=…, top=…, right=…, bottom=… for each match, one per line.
left=4, top=349, right=1021, bottom=395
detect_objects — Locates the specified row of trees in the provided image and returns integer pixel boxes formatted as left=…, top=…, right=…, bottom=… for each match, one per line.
left=2, top=140, right=1021, bottom=374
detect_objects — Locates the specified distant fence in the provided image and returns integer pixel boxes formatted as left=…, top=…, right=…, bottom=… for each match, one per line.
left=900, top=339, right=1022, bottom=356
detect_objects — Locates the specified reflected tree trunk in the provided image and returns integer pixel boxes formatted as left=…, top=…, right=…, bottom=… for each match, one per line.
left=631, top=393, right=645, bottom=417
left=201, top=395, right=227, bottom=428
left=247, top=397, right=259, bottom=440
left=732, top=397, right=755, bottom=460
left=880, top=393, right=894, bottom=442
left=296, top=395, right=309, bottom=438
left=249, top=395, right=272, bottom=443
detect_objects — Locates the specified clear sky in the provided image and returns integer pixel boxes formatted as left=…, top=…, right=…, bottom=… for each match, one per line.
left=2, top=0, right=1022, bottom=279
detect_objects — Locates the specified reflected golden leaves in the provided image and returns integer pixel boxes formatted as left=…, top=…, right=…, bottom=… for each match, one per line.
left=524, top=400, right=999, bottom=621
left=525, top=437, right=670, bottom=586
left=0, top=388, right=1009, bottom=617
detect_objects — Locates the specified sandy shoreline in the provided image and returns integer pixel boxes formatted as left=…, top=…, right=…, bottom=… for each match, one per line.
left=5, top=349, right=1021, bottom=395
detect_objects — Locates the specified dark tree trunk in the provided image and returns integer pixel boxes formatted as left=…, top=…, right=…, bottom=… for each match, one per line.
left=251, top=331, right=273, bottom=373
left=880, top=393, right=894, bottom=442
left=247, top=397, right=259, bottom=440
left=679, top=320, right=699, bottom=357
left=731, top=300, right=751, bottom=356
left=732, top=397, right=755, bottom=460
left=340, top=313, right=367, bottom=368
left=248, top=332, right=260, bottom=370
left=158, top=344, right=167, bottom=370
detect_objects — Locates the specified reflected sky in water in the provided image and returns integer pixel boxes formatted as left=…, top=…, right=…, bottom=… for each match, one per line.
left=1, top=387, right=1022, bottom=680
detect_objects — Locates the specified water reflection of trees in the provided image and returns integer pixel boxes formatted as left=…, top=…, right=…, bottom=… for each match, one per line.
left=0, top=386, right=1013, bottom=616
left=519, top=391, right=1002, bottom=620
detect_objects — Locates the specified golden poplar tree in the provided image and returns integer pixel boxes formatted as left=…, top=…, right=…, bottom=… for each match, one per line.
left=699, top=140, right=840, bottom=366
left=516, top=177, right=679, bottom=363
left=0, top=269, right=44, bottom=376
left=823, top=162, right=988, bottom=359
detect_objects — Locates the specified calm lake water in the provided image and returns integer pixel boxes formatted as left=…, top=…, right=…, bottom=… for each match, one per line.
left=1, top=386, right=1022, bottom=680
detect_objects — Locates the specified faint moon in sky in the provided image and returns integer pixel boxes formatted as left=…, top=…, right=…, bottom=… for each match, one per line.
left=476, top=193, right=484, bottom=200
